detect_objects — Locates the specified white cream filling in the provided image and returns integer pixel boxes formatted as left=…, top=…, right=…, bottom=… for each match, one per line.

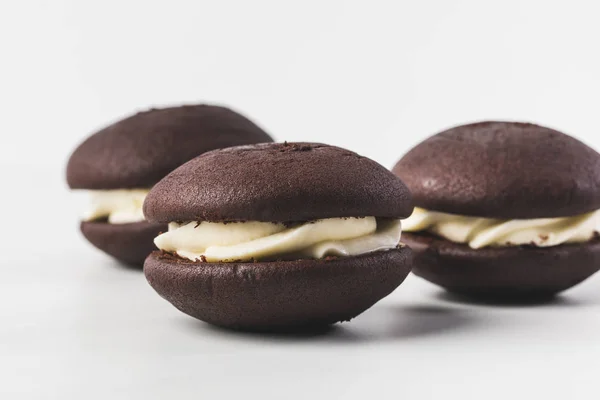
left=82, top=189, right=149, bottom=224
left=154, top=217, right=402, bottom=262
left=403, top=207, right=599, bottom=249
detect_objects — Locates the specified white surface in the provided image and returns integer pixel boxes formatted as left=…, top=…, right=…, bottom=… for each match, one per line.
left=2, top=1, right=600, bottom=399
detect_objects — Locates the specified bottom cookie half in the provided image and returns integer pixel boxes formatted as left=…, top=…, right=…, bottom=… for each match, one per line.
left=144, top=247, right=412, bottom=331
left=404, top=232, right=600, bottom=299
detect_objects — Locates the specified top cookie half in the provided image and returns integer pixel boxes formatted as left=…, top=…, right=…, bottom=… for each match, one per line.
left=66, top=104, right=273, bottom=190
left=144, top=142, right=413, bottom=223
left=393, top=121, right=600, bottom=219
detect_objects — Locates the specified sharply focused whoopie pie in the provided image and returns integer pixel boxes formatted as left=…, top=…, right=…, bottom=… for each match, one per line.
left=393, top=121, right=600, bottom=299
left=143, top=142, right=413, bottom=331
left=66, top=105, right=273, bottom=266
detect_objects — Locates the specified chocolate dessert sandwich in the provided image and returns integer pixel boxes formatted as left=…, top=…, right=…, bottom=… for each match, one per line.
left=66, top=105, right=272, bottom=266
left=393, top=121, right=600, bottom=299
left=143, top=142, right=413, bottom=330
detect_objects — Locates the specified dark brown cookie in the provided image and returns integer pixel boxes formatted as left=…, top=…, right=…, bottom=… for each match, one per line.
left=68, top=105, right=273, bottom=267
left=81, top=221, right=166, bottom=267
left=144, top=247, right=412, bottom=331
left=67, top=105, right=273, bottom=190
left=404, top=232, right=600, bottom=298
left=393, top=121, right=600, bottom=219
left=143, top=142, right=414, bottom=330
left=144, top=142, right=413, bottom=223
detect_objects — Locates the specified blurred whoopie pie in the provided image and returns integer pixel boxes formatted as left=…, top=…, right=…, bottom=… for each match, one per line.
left=143, top=142, right=413, bottom=331
left=66, top=105, right=273, bottom=266
left=393, top=121, right=600, bottom=299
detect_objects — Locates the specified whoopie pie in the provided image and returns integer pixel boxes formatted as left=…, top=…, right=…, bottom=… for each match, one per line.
left=66, top=105, right=273, bottom=266
left=143, top=142, right=413, bottom=331
left=393, top=121, right=600, bottom=299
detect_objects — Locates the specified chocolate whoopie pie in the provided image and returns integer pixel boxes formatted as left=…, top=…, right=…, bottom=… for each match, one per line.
left=393, top=121, right=600, bottom=299
left=66, top=105, right=273, bottom=266
left=143, top=142, right=413, bottom=331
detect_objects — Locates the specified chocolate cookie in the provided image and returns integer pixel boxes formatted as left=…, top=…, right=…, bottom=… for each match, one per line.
left=67, top=105, right=272, bottom=189
left=393, top=121, right=600, bottom=299
left=67, top=105, right=273, bottom=266
left=404, top=232, right=600, bottom=298
left=145, top=248, right=412, bottom=330
left=394, top=121, right=600, bottom=219
left=144, top=142, right=412, bottom=223
left=80, top=220, right=165, bottom=266
left=143, top=142, right=413, bottom=331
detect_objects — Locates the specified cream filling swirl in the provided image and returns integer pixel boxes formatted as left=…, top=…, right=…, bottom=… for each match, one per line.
left=154, top=217, right=402, bottom=262
left=82, top=189, right=149, bottom=224
left=403, top=207, right=599, bottom=249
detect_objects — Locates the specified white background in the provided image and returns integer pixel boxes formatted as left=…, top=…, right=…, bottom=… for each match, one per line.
left=2, top=1, right=600, bottom=399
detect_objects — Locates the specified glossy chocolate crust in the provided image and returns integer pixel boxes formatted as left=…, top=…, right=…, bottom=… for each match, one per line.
left=144, top=142, right=413, bottom=223
left=144, top=247, right=412, bottom=331
left=81, top=221, right=166, bottom=267
left=67, top=105, right=273, bottom=190
left=393, top=121, right=600, bottom=219
left=404, top=232, right=600, bottom=298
